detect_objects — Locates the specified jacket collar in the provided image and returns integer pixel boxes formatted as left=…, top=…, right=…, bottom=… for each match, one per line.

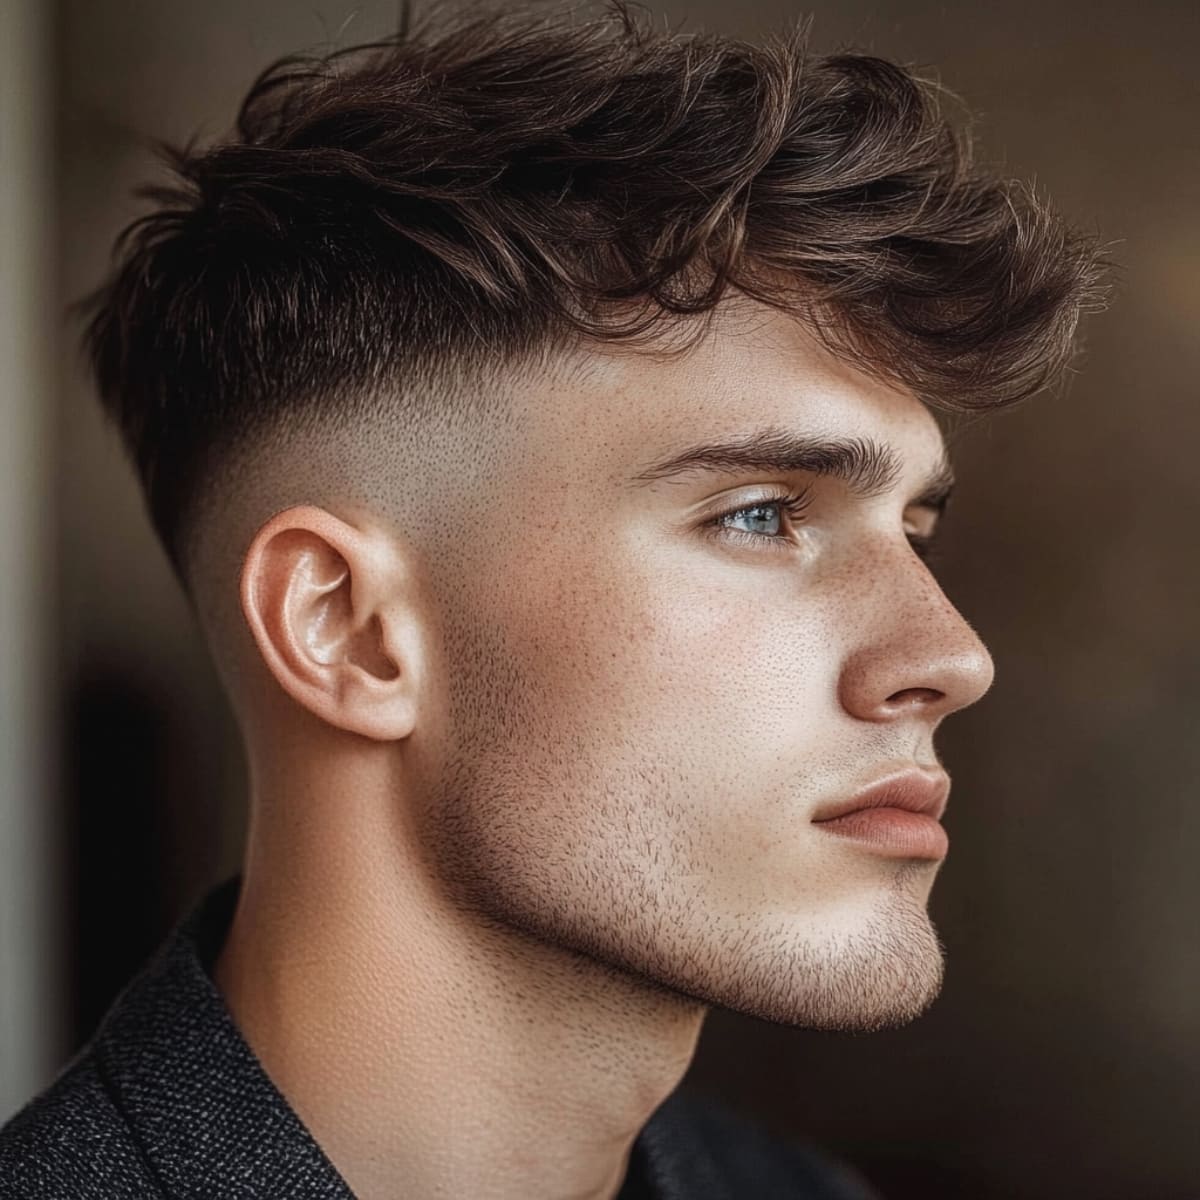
left=91, top=874, right=731, bottom=1199
left=93, top=874, right=357, bottom=1196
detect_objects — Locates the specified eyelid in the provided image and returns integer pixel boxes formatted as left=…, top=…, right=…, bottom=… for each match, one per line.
left=700, top=486, right=815, bottom=554
left=904, top=504, right=942, bottom=538
left=703, top=489, right=945, bottom=572
left=703, top=482, right=810, bottom=514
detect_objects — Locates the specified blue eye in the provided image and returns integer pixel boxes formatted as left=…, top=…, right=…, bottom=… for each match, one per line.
left=706, top=488, right=942, bottom=568
left=720, top=499, right=787, bottom=537
left=707, top=488, right=814, bottom=550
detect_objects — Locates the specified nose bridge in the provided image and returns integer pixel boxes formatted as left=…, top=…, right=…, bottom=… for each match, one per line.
left=841, top=546, right=996, bottom=719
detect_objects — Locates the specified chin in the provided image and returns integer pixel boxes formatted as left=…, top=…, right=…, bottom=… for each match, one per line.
left=646, top=879, right=948, bottom=1034
left=746, top=927, right=943, bottom=1033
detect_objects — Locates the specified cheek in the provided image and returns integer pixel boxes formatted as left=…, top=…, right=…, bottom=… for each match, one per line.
left=496, top=544, right=842, bottom=804
left=434, top=548, right=883, bottom=926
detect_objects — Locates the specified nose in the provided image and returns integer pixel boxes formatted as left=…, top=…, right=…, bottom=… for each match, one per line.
left=837, top=559, right=996, bottom=725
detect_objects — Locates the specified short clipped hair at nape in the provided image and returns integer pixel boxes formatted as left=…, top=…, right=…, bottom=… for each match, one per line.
left=77, top=0, right=1110, bottom=591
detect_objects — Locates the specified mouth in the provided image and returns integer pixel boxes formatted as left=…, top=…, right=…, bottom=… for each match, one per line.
left=811, top=768, right=951, bottom=861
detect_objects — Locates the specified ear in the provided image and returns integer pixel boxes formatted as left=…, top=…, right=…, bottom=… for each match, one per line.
left=239, top=504, right=424, bottom=741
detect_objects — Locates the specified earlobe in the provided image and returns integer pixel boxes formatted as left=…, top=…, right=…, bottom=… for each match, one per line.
left=239, top=504, right=421, bottom=741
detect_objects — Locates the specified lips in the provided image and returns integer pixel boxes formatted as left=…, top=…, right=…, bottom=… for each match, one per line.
left=811, top=768, right=951, bottom=860
left=812, top=769, right=950, bottom=824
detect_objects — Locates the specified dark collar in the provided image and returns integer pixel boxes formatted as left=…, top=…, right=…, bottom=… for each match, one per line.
left=90, top=874, right=735, bottom=1199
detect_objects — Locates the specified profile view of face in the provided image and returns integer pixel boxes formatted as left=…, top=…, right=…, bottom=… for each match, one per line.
left=403, top=300, right=996, bottom=1034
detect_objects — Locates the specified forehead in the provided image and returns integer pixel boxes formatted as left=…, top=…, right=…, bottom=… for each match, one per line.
left=531, top=303, right=946, bottom=482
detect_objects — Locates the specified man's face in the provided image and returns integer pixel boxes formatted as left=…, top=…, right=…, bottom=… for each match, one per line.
left=413, top=302, right=994, bottom=1031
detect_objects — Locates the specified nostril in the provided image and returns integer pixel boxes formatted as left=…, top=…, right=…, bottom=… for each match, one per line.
left=884, top=687, right=944, bottom=709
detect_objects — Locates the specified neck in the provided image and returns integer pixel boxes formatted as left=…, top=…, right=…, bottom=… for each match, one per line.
left=212, top=771, right=707, bottom=1200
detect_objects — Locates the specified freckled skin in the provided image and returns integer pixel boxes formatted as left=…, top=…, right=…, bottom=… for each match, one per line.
left=208, top=299, right=995, bottom=1200
left=415, top=306, right=994, bottom=1033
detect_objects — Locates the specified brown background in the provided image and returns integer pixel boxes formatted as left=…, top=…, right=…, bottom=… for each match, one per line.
left=30, top=1, right=1200, bottom=1197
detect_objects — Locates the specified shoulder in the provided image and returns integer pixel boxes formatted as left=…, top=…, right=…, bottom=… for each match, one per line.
left=660, top=1089, right=881, bottom=1200
left=0, top=1049, right=159, bottom=1199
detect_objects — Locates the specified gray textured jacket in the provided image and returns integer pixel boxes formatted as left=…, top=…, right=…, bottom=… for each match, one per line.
left=0, top=875, right=878, bottom=1198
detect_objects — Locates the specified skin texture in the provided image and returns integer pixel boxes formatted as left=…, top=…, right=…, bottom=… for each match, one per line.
left=208, top=299, right=994, bottom=1200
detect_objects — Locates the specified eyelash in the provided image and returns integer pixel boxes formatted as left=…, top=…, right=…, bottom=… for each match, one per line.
left=705, top=487, right=940, bottom=566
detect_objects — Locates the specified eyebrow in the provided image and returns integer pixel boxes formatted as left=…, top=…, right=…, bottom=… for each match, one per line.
left=628, top=425, right=956, bottom=513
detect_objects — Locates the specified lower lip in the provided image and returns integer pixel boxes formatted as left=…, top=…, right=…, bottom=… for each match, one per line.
left=814, top=808, right=948, bottom=859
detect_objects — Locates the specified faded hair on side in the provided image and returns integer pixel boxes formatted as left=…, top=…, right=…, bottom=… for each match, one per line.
left=77, top=0, right=1110, bottom=589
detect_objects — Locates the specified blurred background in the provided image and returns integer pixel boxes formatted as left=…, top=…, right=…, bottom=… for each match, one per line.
left=1, top=1, right=1196, bottom=1197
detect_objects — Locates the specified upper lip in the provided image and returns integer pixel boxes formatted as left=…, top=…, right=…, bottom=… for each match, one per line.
left=811, top=767, right=950, bottom=824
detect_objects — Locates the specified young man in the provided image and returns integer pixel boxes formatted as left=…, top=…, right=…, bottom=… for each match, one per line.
left=0, top=4, right=1106, bottom=1197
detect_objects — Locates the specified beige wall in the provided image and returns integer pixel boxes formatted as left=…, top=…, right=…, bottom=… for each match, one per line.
left=0, top=0, right=62, bottom=1118
left=41, top=2, right=1199, bottom=1197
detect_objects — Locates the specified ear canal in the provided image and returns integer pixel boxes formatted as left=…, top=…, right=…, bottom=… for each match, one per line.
left=345, top=611, right=401, bottom=681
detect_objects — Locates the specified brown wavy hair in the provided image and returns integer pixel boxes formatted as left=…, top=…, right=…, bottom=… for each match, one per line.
left=77, top=1, right=1110, bottom=586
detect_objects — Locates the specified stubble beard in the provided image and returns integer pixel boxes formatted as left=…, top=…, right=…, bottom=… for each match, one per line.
left=424, top=738, right=946, bottom=1036
left=424, top=613, right=946, bottom=1036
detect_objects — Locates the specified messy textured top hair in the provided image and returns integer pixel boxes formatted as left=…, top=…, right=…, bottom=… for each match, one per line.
left=79, top=1, right=1108, bottom=589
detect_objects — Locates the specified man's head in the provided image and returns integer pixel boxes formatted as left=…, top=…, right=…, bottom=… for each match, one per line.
left=80, top=4, right=1105, bottom=1032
